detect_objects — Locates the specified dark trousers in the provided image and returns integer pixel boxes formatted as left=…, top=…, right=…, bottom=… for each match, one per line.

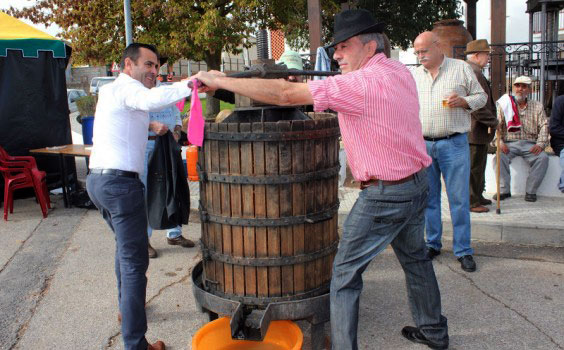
left=86, top=173, right=149, bottom=350
left=330, top=170, right=448, bottom=349
left=469, top=144, right=488, bottom=207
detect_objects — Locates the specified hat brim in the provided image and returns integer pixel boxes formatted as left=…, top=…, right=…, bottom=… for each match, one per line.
left=464, top=48, right=493, bottom=54
left=328, top=22, right=386, bottom=47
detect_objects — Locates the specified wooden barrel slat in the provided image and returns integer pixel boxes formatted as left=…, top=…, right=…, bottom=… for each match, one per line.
left=278, top=121, right=294, bottom=296
left=264, top=122, right=281, bottom=298
left=218, top=123, right=233, bottom=294
left=200, top=116, right=340, bottom=305
left=210, top=123, right=222, bottom=291
left=200, top=131, right=212, bottom=288
left=313, top=120, right=324, bottom=288
left=228, top=123, right=245, bottom=296
left=302, top=120, right=316, bottom=291
left=290, top=120, right=306, bottom=294
left=326, top=121, right=338, bottom=284
left=240, top=122, right=257, bottom=297
left=252, top=122, right=269, bottom=298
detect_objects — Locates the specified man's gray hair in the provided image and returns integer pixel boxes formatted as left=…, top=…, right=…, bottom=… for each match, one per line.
left=358, top=32, right=386, bottom=54
left=466, top=53, right=478, bottom=60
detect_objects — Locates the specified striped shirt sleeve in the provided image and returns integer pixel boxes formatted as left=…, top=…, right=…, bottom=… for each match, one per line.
left=307, top=73, right=365, bottom=117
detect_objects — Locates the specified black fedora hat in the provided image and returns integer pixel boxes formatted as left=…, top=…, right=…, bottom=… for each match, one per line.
left=329, top=9, right=385, bottom=47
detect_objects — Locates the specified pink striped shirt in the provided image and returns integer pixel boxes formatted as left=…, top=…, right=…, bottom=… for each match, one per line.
left=307, top=53, right=431, bottom=181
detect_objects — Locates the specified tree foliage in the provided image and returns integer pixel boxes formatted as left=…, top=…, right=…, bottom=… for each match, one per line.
left=358, top=0, right=461, bottom=50
left=8, top=0, right=274, bottom=66
left=7, top=0, right=460, bottom=114
left=283, top=0, right=461, bottom=51
left=7, top=0, right=307, bottom=115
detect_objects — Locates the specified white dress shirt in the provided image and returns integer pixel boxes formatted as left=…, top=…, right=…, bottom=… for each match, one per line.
left=89, top=73, right=191, bottom=175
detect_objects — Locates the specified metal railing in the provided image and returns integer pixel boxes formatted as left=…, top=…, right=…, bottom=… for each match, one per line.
left=453, top=41, right=564, bottom=108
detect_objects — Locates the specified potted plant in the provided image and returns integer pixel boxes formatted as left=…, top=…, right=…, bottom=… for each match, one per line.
left=75, top=95, right=97, bottom=121
left=75, top=95, right=97, bottom=145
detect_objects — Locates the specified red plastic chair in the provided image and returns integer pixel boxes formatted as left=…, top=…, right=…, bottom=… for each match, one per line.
left=0, top=146, right=42, bottom=172
left=0, top=146, right=50, bottom=206
left=0, top=147, right=50, bottom=220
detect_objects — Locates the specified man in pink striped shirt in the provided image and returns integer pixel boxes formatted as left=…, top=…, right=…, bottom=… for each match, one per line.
left=195, top=9, right=449, bottom=350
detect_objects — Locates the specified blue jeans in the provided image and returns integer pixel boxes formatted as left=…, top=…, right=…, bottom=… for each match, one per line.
left=425, top=133, right=473, bottom=257
left=86, top=173, right=149, bottom=350
left=560, top=149, right=564, bottom=192
left=141, top=140, right=182, bottom=239
left=330, top=170, right=448, bottom=350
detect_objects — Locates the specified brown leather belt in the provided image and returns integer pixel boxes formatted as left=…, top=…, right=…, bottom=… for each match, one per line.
left=360, top=174, right=415, bottom=190
left=148, top=136, right=157, bottom=140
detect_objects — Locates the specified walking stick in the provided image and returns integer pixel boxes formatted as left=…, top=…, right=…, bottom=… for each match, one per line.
left=495, top=125, right=501, bottom=214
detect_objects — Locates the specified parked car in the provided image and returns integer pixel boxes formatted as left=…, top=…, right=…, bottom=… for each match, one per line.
left=89, top=76, right=116, bottom=95
left=67, top=89, right=87, bottom=113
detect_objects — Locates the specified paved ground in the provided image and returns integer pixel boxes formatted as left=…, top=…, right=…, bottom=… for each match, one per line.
left=1, top=196, right=563, bottom=350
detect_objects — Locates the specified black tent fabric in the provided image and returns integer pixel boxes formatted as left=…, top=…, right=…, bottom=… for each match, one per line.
left=0, top=45, right=74, bottom=194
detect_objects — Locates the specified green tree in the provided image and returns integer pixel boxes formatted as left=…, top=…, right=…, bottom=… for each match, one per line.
left=7, top=0, right=313, bottom=117
left=358, top=0, right=461, bottom=50
left=8, top=0, right=459, bottom=114
left=283, top=0, right=461, bottom=50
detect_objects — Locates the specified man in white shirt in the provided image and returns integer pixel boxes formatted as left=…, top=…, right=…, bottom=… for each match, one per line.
left=87, top=43, right=193, bottom=350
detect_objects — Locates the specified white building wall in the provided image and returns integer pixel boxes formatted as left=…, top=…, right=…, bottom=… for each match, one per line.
left=485, top=155, right=564, bottom=197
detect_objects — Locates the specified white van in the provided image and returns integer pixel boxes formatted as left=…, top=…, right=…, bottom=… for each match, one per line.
left=90, top=76, right=116, bottom=95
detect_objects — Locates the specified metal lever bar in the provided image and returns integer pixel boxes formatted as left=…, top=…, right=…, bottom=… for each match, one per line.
left=188, top=68, right=339, bottom=88
left=227, top=69, right=340, bottom=79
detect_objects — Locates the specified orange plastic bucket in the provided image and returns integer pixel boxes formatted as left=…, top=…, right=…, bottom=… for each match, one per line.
left=192, top=317, right=303, bottom=350
left=186, top=145, right=199, bottom=181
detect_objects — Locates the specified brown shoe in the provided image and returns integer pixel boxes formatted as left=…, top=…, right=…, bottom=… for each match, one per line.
left=148, top=243, right=158, bottom=259
left=470, top=205, right=490, bottom=213
left=148, top=340, right=165, bottom=350
left=167, top=235, right=195, bottom=248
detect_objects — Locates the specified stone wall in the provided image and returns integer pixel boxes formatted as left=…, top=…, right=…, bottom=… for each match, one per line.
left=66, top=66, right=114, bottom=91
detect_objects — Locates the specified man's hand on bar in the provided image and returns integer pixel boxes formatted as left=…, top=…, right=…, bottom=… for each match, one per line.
left=193, top=70, right=226, bottom=92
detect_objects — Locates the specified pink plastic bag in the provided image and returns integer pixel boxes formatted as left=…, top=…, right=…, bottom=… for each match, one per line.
left=187, top=79, right=204, bottom=146
left=175, top=98, right=185, bottom=112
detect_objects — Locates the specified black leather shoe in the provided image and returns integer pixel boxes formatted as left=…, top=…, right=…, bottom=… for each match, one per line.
left=458, top=255, right=476, bottom=272
left=401, top=326, right=449, bottom=349
left=524, top=193, right=537, bottom=202
left=492, top=193, right=511, bottom=201
left=167, top=235, right=195, bottom=248
left=479, top=197, right=493, bottom=205
left=426, top=247, right=441, bottom=260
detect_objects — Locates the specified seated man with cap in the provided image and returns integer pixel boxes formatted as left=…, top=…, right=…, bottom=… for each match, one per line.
left=493, top=76, right=550, bottom=202
left=194, top=8, right=449, bottom=350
